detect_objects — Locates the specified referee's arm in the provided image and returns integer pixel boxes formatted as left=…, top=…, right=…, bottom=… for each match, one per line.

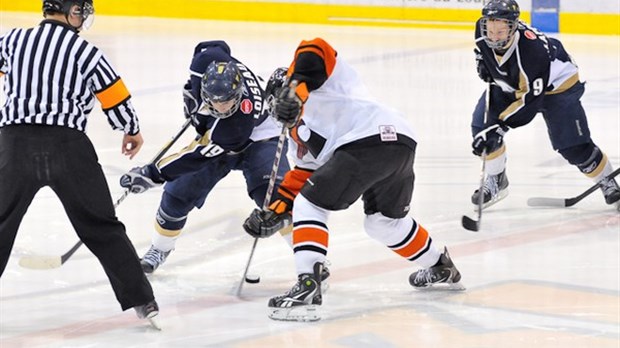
left=90, top=53, right=143, bottom=157
left=90, top=53, right=140, bottom=136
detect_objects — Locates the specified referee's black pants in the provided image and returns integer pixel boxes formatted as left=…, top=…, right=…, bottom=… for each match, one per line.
left=0, top=125, right=154, bottom=310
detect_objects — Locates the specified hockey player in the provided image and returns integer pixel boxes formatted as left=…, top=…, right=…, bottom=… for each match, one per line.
left=243, top=38, right=464, bottom=322
left=119, top=41, right=290, bottom=273
left=0, top=0, right=158, bottom=321
left=470, top=0, right=620, bottom=209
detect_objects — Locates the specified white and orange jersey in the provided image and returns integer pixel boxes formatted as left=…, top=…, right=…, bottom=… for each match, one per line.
left=285, top=38, right=417, bottom=169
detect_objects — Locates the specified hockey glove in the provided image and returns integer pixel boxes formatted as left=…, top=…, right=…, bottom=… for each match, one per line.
left=472, top=124, right=508, bottom=156
left=119, top=165, right=165, bottom=194
left=243, top=192, right=294, bottom=238
left=474, top=48, right=493, bottom=83
left=274, top=83, right=303, bottom=128
left=243, top=208, right=292, bottom=238
left=182, top=80, right=201, bottom=127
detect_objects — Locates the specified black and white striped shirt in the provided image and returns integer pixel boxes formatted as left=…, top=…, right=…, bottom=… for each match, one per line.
left=0, top=20, right=140, bottom=135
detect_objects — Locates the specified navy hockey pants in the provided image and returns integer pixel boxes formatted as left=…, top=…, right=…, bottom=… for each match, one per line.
left=471, top=81, right=592, bottom=151
left=157, top=137, right=289, bottom=229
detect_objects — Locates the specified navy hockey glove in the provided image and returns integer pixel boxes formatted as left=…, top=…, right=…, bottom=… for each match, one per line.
left=182, top=80, right=200, bottom=126
left=472, top=124, right=508, bottom=156
left=120, top=165, right=165, bottom=194
left=274, top=83, right=303, bottom=128
left=474, top=49, right=493, bottom=83
left=243, top=192, right=293, bottom=238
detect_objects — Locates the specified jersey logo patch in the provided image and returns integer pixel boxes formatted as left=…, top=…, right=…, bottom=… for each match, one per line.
left=240, top=99, right=253, bottom=114
left=379, top=125, right=398, bottom=142
left=524, top=30, right=537, bottom=40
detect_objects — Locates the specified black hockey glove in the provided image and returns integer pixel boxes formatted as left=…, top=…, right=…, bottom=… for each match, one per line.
left=472, top=124, right=508, bottom=156
left=274, top=83, right=303, bottom=128
left=474, top=48, right=493, bottom=83
left=243, top=192, right=293, bottom=238
left=119, top=165, right=165, bottom=194
left=243, top=209, right=292, bottom=238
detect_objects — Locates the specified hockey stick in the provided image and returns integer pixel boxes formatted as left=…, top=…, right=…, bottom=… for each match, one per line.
left=18, top=118, right=193, bottom=270
left=236, top=81, right=297, bottom=296
left=462, top=153, right=486, bottom=231
left=527, top=167, right=620, bottom=208
left=462, top=83, right=491, bottom=232
left=236, top=124, right=288, bottom=296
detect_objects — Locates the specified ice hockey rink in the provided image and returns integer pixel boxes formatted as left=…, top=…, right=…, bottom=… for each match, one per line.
left=0, top=11, right=618, bottom=348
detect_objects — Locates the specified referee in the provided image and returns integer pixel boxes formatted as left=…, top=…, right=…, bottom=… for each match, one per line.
left=0, top=0, right=158, bottom=321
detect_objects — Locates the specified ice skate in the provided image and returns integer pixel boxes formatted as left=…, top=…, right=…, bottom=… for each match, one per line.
left=140, top=245, right=171, bottom=274
left=268, top=262, right=323, bottom=322
left=320, top=262, right=331, bottom=294
left=409, top=247, right=465, bottom=291
left=134, top=300, right=161, bottom=330
left=599, top=175, right=620, bottom=206
left=471, top=169, right=509, bottom=211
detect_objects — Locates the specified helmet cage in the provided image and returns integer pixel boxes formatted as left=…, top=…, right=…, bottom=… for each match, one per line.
left=480, top=17, right=518, bottom=50
left=200, top=61, right=244, bottom=119
left=43, top=0, right=94, bottom=29
left=480, top=0, right=520, bottom=50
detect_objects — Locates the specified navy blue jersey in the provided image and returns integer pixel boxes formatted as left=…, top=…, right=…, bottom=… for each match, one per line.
left=475, top=20, right=579, bottom=128
left=156, top=41, right=281, bottom=181
left=188, top=40, right=265, bottom=151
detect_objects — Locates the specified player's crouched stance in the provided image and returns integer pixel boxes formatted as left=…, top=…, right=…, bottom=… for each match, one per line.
left=244, top=38, right=464, bottom=322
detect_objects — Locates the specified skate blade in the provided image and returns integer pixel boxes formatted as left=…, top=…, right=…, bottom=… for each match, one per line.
left=474, top=189, right=509, bottom=212
left=414, top=281, right=466, bottom=291
left=268, top=305, right=321, bottom=322
left=147, top=317, right=162, bottom=330
left=321, top=281, right=329, bottom=294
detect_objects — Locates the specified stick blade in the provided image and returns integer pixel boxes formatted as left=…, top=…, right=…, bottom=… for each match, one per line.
left=18, top=256, right=63, bottom=269
left=461, top=215, right=480, bottom=232
left=527, top=197, right=567, bottom=207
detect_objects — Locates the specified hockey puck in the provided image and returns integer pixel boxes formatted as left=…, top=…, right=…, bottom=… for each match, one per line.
left=245, top=274, right=260, bottom=284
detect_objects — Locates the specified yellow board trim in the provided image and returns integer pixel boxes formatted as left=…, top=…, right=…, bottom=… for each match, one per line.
left=560, top=13, right=620, bottom=35
left=1, top=1, right=617, bottom=35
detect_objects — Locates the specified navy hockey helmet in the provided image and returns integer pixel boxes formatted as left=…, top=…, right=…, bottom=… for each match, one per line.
left=264, top=67, right=288, bottom=114
left=480, top=0, right=520, bottom=50
left=43, top=0, right=94, bottom=29
left=200, top=61, right=244, bottom=119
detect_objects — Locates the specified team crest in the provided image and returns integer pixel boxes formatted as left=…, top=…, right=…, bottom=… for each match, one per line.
left=524, top=30, right=537, bottom=40
left=240, top=99, right=253, bottom=114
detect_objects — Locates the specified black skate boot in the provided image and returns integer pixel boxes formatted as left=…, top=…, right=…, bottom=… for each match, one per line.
left=268, top=262, right=323, bottom=322
left=140, top=245, right=171, bottom=274
left=471, top=169, right=509, bottom=211
left=134, top=299, right=160, bottom=330
left=599, top=176, right=620, bottom=206
left=409, top=247, right=465, bottom=290
left=134, top=299, right=159, bottom=319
